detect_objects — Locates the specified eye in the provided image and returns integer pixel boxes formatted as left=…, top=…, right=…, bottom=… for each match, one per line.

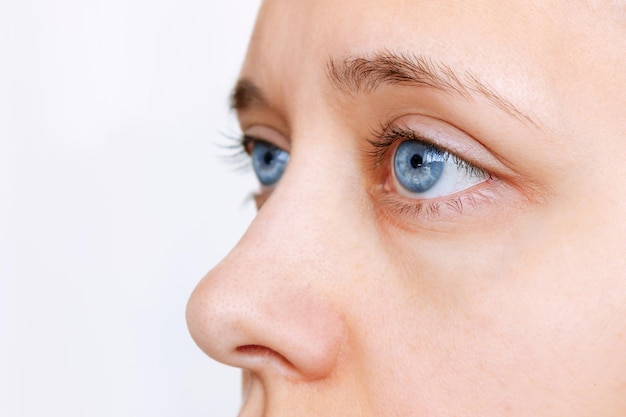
left=392, top=140, right=488, bottom=199
left=249, top=139, right=290, bottom=186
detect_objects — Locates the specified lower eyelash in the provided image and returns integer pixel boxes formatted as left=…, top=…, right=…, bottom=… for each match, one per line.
left=364, top=121, right=496, bottom=220
left=377, top=180, right=496, bottom=225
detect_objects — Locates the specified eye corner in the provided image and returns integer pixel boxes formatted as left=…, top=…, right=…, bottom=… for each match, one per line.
left=241, top=134, right=257, bottom=155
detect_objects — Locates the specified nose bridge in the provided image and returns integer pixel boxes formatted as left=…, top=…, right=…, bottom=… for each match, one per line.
left=187, top=150, right=353, bottom=381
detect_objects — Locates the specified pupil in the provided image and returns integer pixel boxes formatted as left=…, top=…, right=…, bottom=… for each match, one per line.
left=263, top=151, right=274, bottom=165
left=410, top=154, right=423, bottom=169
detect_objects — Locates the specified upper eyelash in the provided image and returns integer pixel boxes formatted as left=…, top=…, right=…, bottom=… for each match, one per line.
left=367, top=123, right=483, bottom=177
left=221, top=124, right=493, bottom=216
left=217, top=132, right=257, bottom=172
left=366, top=122, right=495, bottom=223
left=216, top=132, right=265, bottom=205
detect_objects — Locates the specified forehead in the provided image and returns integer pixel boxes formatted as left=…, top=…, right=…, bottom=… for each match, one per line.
left=239, top=0, right=624, bottom=134
left=246, top=1, right=571, bottom=99
left=248, top=0, right=584, bottom=67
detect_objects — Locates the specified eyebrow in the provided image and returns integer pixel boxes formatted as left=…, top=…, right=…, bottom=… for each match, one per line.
left=327, top=51, right=540, bottom=127
left=230, top=79, right=267, bottom=112
left=231, top=51, right=541, bottom=128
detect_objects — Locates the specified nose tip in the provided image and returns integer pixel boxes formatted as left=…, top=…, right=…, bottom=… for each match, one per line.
left=186, top=254, right=345, bottom=381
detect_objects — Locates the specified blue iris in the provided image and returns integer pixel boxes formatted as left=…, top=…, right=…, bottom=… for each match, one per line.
left=393, top=140, right=445, bottom=193
left=251, top=141, right=289, bottom=186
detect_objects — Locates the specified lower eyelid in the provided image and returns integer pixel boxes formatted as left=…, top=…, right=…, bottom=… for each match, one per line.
left=253, top=191, right=270, bottom=210
left=375, top=178, right=499, bottom=227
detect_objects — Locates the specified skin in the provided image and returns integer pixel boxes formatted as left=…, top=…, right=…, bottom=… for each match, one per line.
left=187, top=0, right=626, bottom=415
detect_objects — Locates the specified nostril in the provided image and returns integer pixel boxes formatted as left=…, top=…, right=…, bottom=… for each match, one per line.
left=236, top=345, right=272, bottom=355
left=236, top=345, right=296, bottom=373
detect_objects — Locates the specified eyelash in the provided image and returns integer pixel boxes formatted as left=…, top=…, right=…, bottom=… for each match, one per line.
left=367, top=123, right=480, bottom=173
left=223, top=126, right=494, bottom=220
left=367, top=122, right=493, bottom=221
left=216, top=132, right=265, bottom=205
left=218, top=131, right=255, bottom=172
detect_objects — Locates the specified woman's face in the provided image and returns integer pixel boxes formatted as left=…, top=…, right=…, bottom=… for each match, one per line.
left=188, top=0, right=626, bottom=415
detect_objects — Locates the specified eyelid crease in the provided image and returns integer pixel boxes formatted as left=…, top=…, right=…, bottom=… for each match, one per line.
left=243, top=125, right=292, bottom=153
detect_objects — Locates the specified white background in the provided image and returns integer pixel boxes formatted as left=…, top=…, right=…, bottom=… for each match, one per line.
left=0, top=0, right=262, bottom=415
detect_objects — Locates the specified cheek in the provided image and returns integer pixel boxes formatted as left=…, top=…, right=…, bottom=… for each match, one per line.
left=355, top=210, right=626, bottom=415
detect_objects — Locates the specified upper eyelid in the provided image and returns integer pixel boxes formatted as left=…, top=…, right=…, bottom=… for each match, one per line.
left=241, top=125, right=292, bottom=153
left=241, top=135, right=292, bottom=160
left=367, top=123, right=479, bottom=172
left=241, top=118, right=492, bottom=177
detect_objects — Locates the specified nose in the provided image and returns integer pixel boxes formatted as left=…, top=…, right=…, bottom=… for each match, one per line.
left=186, top=163, right=348, bottom=381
